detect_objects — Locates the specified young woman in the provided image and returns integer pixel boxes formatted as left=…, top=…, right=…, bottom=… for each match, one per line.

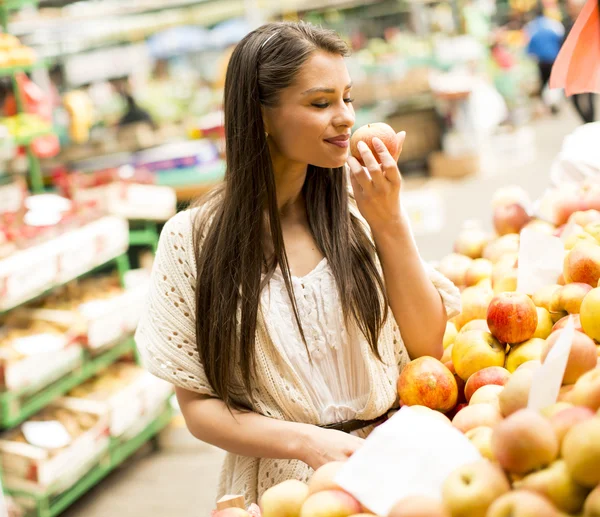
left=135, top=21, right=460, bottom=506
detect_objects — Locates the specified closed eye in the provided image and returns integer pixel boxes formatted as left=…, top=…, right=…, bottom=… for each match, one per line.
left=312, top=98, right=354, bottom=109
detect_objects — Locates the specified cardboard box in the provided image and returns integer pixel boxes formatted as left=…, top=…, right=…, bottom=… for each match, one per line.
left=0, top=400, right=110, bottom=495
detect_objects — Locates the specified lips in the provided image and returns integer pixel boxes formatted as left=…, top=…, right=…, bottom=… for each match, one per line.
left=325, top=134, right=350, bottom=148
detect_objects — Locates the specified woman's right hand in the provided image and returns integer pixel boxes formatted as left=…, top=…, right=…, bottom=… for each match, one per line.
left=297, top=425, right=366, bottom=471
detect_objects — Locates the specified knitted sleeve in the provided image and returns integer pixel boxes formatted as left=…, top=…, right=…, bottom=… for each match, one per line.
left=135, top=209, right=217, bottom=397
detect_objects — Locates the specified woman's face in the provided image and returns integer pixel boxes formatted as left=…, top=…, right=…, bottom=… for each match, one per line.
left=263, top=51, right=355, bottom=169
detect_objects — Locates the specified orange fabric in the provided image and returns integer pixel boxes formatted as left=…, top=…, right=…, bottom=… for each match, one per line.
left=550, top=0, right=600, bottom=95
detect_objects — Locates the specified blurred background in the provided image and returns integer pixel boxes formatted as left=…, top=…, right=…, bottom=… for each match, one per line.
left=0, top=0, right=595, bottom=515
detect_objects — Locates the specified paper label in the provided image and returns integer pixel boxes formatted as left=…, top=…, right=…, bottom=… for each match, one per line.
left=22, top=421, right=72, bottom=450
left=528, top=317, right=575, bottom=412
left=517, top=227, right=564, bottom=295
left=335, top=406, right=481, bottom=516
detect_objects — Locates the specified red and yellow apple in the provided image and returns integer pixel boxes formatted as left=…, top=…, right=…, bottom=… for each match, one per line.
left=550, top=283, right=593, bottom=315
left=261, top=480, right=309, bottom=517
left=452, top=286, right=494, bottom=330
left=397, top=357, right=458, bottom=413
left=483, top=234, right=520, bottom=264
left=505, top=338, right=545, bottom=373
left=491, top=409, right=559, bottom=474
left=452, top=403, right=503, bottom=434
left=437, top=254, right=473, bottom=288
left=464, top=366, right=510, bottom=402
left=442, top=459, right=510, bottom=517
left=486, top=490, right=559, bottom=517
left=493, top=203, right=531, bottom=236
left=549, top=406, right=595, bottom=445
left=299, top=490, right=361, bottom=517
left=465, top=258, right=493, bottom=287
left=452, top=330, right=506, bottom=381
left=454, top=228, right=490, bottom=260
left=308, top=463, right=345, bottom=495
left=541, top=329, right=597, bottom=385
left=564, top=241, right=600, bottom=286
left=487, top=292, right=538, bottom=344
left=562, top=418, right=600, bottom=488
left=388, top=496, right=449, bottom=517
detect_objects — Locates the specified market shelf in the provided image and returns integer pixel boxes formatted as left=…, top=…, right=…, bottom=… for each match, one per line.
left=0, top=337, right=137, bottom=429
left=0, top=216, right=131, bottom=314
left=8, top=403, right=173, bottom=517
left=0, top=60, right=45, bottom=77
left=0, top=252, right=130, bottom=315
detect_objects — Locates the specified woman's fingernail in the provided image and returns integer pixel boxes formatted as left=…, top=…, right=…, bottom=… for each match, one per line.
left=357, top=141, right=367, bottom=151
left=372, top=137, right=383, bottom=147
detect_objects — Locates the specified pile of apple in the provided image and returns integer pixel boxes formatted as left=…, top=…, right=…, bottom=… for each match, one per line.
left=215, top=183, right=600, bottom=517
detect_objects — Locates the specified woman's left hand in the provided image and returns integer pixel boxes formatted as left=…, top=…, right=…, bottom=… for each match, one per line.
left=347, top=131, right=406, bottom=233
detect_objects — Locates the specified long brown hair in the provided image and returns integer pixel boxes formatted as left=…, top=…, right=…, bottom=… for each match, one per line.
left=194, top=21, right=388, bottom=410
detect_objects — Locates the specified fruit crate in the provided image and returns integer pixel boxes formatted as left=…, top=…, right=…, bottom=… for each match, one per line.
left=0, top=337, right=137, bottom=429
left=7, top=402, right=173, bottom=517
left=0, top=216, right=130, bottom=314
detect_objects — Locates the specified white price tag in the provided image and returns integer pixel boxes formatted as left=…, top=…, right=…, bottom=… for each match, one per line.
left=335, top=406, right=481, bottom=516
left=528, top=317, right=575, bottom=412
left=517, top=228, right=564, bottom=295
left=22, top=421, right=72, bottom=450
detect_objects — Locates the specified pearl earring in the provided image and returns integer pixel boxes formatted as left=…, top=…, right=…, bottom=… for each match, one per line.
left=265, top=132, right=269, bottom=139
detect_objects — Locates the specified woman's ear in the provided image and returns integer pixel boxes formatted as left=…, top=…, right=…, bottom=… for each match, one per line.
left=261, top=106, right=271, bottom=136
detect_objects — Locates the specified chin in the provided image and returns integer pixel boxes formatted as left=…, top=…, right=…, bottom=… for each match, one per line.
left=311, top=154, right=348, bottom=169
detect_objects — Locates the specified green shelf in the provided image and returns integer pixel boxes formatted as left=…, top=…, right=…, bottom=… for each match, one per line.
left=129, top=221, right=160, bottom=254
left=0, top=60, right=46, bottom=78
left=0, top=0, right=37, bottom=10
left=0, top=337, right=137, bottom=429
left=8, top=403, right=173, bottom=517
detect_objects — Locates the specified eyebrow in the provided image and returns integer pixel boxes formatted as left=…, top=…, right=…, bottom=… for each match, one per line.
left=302, top=82, right=353, bottom=95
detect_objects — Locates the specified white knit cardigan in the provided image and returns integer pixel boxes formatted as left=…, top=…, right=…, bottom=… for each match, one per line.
left=135, top=206, right=461, bottom=506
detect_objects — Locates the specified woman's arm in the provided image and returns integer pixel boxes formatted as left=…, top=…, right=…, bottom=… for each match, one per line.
left=371, top=221, right=447, bottom=360
left=176, top=387, right=365, bottom=471
left=348, top=135, right=447, bottom=360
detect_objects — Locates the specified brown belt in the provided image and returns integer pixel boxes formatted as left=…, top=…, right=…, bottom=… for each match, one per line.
left=319, top=413, right=390, bottom=434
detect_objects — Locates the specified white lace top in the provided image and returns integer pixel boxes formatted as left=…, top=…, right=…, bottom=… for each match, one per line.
left=263, top=258, right=370, bottom=425
left=135, top=207, right=461, bottom=506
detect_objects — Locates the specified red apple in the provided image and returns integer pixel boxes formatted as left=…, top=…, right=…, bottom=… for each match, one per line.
left=493, top=203, right=531, bottom=236
left=552, top=313, right=583, bottom=333
left=397, top=357, right=458, bottom=413
left=563, top=241, right=600, bottom=287
left=452, top=403, right=503, bottom=434
left=464, top=366, right=511, bottom=402
left=487, top=292, right=538, bottom=344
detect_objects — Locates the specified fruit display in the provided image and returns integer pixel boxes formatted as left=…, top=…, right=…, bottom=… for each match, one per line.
left=0, top=401, right=109, bottom=493
left=18, top=273, right=149, bottom=351
left=0, top=317, right=82, bottom=393
left=220, top=180, right=600, bottom=517
left=63, top=361, right=173, bottom=438
left=0, top=34, right=36, bottom=68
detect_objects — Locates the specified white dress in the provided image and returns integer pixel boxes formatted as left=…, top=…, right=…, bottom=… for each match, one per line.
left=135, top=207, right=461, bottom=504
left=262, top=257, right=370, bottom=426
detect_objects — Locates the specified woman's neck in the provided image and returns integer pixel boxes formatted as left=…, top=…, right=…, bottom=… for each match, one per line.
left=271, top=154, right=307, bottom=216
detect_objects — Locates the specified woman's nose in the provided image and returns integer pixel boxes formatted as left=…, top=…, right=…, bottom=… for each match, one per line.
left=334, top=102, right=355, bottom=128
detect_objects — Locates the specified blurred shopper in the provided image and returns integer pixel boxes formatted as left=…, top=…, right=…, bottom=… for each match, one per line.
left=525, top=5, right=565, bottom=113
left=135, top=21, right=459, bottom=507
left=563, top=0, right=596, bottom=123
